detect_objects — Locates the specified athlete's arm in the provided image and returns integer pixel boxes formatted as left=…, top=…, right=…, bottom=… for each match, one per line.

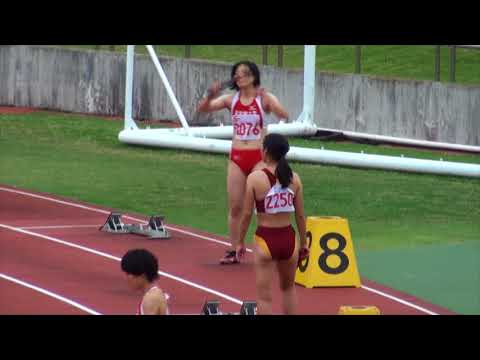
left=259, top=89, right=289, bottom=122
left=197, top=81, right=232, bottom=112
left=293, top=174, right=307, bottom=248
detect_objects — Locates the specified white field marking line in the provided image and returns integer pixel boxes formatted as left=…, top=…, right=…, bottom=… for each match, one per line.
left=0, top=273, right=102, bottom=315
left=0, top=223, right=243, bottom=306
left=19, top=223, right=240, bottom=251
left=0, top=187, right=250, bottom=252
left=0, top=187, right=114, bottom=215
left=20, top=225, right=100, bottom=230
left=360, top=285, right=438, bottom=315
left=0, top=186, right=438, bottom=314
left=159, top=223, right=254, bottom=253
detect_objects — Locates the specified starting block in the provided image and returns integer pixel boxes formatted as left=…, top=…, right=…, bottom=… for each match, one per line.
left=99, top=212, right=129, bottom=233
left=338, top=305, right=381, bottom=315
left=201, top=300, right=257, bottom=315
left=201, top=301, right=221, bottom=315
left=239, top=301, right=257, bottom=315
left=100, top=213, right=171, bottom=239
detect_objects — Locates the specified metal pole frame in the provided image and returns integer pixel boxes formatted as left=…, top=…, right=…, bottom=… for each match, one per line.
left=355, top=45, right=361, bottom=74
left=449, top=45, right=456, bottom=82
left=434, top=45, right=441, bottom=82
left=262, top=45, right=268, bottom=65
left=277, top=45, right=284, bottom=67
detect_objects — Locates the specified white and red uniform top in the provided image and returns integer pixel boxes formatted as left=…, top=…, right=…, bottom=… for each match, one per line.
left=255, top=169, right=295, bottom=214
left=231, top=92, right=265, bottom=141
left=136, top=285, right=170, bottom=315
left=264, top=183, right=295, bottom=214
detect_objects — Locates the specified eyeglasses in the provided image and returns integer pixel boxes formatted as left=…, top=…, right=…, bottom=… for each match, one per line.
left=234, top=70, right=253, bottom=78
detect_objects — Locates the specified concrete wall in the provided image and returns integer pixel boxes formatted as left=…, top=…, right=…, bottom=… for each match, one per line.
left=1, top=45, right=479, bottom=145
left=316, top=73, right=480, bottom=145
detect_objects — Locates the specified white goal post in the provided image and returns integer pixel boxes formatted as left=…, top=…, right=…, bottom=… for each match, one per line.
left=118, top=45, right=480, bottom=178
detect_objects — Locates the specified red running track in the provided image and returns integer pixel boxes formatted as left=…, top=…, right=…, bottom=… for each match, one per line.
left=0, top=185, right=456, bottom=315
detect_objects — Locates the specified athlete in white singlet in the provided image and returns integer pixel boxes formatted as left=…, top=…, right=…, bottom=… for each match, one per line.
left=121, top=249, right=169, bottom=315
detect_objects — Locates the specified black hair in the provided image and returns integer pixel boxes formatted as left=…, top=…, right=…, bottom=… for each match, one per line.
left=230, top=61, right=261, bottom=91
left=121, top=248, right=159, bottom=283
left=263, top=133, right=293, bottom=188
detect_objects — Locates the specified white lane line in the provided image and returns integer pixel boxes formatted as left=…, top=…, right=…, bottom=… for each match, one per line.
left=20, top=221, right=247, bottom=251
left=0, top=223, right=243, bottom=305
left=0, top=187, right=114, bottom=214
left=0, top=273, right=102, bottom=315
left=158, top=223, right=253, bottom=253
left=19, top=223, right=246, bottom=251
left=0, top=187, right=250, bottom=251
left=360, top=285, right=438, bottom=315
left=0, top=186, right=439, bottom=314
left=20, top=225, right=100, bottom=230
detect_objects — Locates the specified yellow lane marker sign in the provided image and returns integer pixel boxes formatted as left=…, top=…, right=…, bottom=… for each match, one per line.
left=295, top=217, right=361, bottom=288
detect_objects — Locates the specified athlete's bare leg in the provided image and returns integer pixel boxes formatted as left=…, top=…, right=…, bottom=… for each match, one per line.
left=254, top=243, right=274, bottom=314
left=276, top=239, right=299, bottom=314
left=226, top=160, right=247, bottom=255
left=223, top=158, right=265, bottom=264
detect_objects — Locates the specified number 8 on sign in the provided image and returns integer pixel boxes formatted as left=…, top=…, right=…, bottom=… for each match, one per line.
left=318, top=233, right=349, bottom=275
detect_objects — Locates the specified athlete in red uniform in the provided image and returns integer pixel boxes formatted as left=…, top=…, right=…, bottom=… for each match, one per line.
left=198, top=61, right=289, bottom=264
left=121, top=249, right=169, bottom=315
left=238, top=133, right=309, bottom=314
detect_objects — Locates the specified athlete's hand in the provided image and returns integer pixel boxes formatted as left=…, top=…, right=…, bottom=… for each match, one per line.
left=207, top=81, right=222, bottom=99
left=297, top=246, right=310, bottom=267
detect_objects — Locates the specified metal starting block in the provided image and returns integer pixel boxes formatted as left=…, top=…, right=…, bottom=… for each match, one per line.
left=124, top=215, right=171, bottom=239
left=100, top=213, right=171, bottom=239
left=201, top=301, right=221, bottom=315
left=99, top=212, right=129, bottom=233
left=239, top=301, right=257, bottom=315
left=201, top=300, right=257, bottom=315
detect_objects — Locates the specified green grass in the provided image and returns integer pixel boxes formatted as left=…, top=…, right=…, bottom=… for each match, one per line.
left=357, top=240, right=480, bottom=314
left=1, top=111, right=479, bottom=313
left=1, top=111, right=479, bottom=246
left=57, top=45, right=480, bottom=85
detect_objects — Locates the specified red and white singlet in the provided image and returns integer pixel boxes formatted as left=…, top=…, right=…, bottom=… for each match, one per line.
left=255, top=169, right=295, bottom=214
left=264, top=183, right=295, bottom=214
left=231, top=92, right=265, bottom=141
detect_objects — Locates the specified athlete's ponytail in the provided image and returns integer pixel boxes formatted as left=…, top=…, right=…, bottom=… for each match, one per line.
left=276, top=156, right=293, bottom=188
left=263, top=133, right=293, bottom=188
